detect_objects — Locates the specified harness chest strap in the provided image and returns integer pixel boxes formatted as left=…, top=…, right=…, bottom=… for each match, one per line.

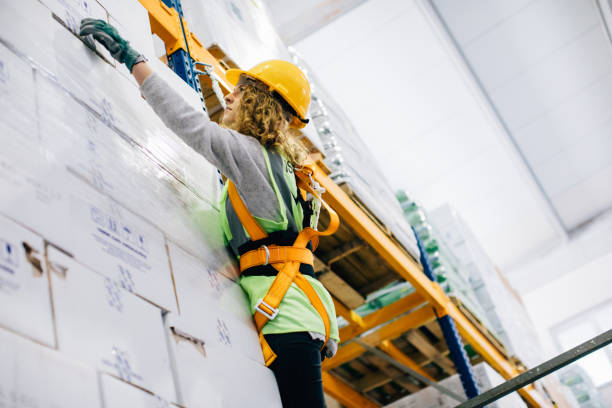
left=239, top=246, right=313, bottom=271
left=227, top=166, right=339, bottom=366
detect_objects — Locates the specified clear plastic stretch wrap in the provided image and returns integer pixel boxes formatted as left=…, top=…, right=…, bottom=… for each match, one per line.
left=180, top=0, right=290, bottom=69
left=397, top=193, right=491, bottom=328
left=290, top=48, right=421, bottom=262
left=430, top=205, right=546, bottom=368
left=0, top=0, right=232, bottom=269
left=0, top=1, right=283, bottom=406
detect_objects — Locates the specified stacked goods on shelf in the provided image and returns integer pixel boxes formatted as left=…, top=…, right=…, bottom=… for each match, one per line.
left=181, top=0, right=289, bottom=71
left=384, top=362, right=527, bottom=408
left=354, top=282, right=416, bottom=318
left=179, top=0, right=325, bottom=160
left=428, top=205, right=545, bottom=368
left=290, top=49, right=421, bottom=262
left=396, top=192, right=490, bottom=328
left=559, top=365, right=606, bottom=408
left=0, top=1, right=281, bottom=406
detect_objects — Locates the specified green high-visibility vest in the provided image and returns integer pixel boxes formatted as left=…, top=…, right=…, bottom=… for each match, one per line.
left=219, top=146, right=318, bottom=255
left=218, top=146, right=339, bottom=341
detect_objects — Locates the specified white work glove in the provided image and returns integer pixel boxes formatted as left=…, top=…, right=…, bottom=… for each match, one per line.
left=322, top=339, right=338, bottom=360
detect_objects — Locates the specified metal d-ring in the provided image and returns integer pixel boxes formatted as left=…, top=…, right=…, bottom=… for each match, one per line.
left=260, top=245, right=270, bottom=266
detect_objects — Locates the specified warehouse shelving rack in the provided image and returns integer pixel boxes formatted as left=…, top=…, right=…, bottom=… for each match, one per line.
left=135, top=1, right=552, bottom=406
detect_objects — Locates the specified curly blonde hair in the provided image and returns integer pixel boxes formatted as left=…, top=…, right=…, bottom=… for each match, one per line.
left=223, top=75, right=307, bottom=166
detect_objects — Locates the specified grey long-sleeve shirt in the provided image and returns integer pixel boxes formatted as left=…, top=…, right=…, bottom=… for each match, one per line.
left=140, top=72, right=279, bottom=221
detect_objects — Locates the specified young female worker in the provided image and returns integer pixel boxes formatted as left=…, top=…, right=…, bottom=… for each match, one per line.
left=80, top=19, right=339, bottom=407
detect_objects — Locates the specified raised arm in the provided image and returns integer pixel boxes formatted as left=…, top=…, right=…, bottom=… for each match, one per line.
left=132, top=61, right=152, bottom=85
left=79, top=19, right=266, bottom=186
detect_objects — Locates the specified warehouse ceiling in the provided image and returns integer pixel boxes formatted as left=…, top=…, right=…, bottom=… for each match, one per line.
left=290, top=0, right=612, bottom=270
left=432, top=0, right=612, bottom=233
left=264, top=0, right=367, bottom=44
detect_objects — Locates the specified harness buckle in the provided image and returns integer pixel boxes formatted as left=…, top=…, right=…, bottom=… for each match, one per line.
left=260, top=245, right=270, bottom=266
left=255, top=298, right=279, bottom=320
left=308, top=173, right=325, bottom=195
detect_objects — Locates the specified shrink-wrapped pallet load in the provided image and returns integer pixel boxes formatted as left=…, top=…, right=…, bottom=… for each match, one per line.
left=429, top=205, right=545, bottom=368
left=397, top=192, right=490, bottom=326
left=0, top=1, right=282, bottom=406
left=290, top=49, right=422, bottom=262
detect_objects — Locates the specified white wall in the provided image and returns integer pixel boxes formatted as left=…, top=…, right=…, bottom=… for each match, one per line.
left=522, top=252, right=612, bottom=353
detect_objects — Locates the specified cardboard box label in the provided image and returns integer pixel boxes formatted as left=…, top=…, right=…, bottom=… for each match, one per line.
left=168, top=318, right=282, bottom=408
left=0, top=238, right=19, bottom=272
left=168, top=241, right=249, bottom=321
left=51, top=178, right=179, bottom=313
left=49, top=247, right=176, bottom=401
left=166, top=308, right=263, bottom=366
left=0, top=214, right=54, bottom=347
left=167, top=241, right=264, bottom=362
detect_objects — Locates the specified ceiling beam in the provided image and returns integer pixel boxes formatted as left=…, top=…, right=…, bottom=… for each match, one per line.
left=418, top=0, right=569, bottom=242
left=595, top=0, right=612, bottom=47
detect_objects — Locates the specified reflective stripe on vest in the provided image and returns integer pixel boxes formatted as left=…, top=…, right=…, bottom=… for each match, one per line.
left=220, top=147, right=308, bottom=256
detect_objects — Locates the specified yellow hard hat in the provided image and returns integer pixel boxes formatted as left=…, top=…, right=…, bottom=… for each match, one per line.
left=226, top=60, right=311, bottom=129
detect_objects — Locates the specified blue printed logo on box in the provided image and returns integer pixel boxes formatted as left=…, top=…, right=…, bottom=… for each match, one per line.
left=0, top=239, right=18, bottom=274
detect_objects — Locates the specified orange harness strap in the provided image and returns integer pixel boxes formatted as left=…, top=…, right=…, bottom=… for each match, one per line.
left=227, top=165, right=339, bottom=366
left=228, top=181, right=267, bottom=241
left=239, top=246, right=313, bottom=271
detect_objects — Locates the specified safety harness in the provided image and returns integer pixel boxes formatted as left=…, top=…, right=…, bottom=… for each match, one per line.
left=227, top=164, right=339, bottom=366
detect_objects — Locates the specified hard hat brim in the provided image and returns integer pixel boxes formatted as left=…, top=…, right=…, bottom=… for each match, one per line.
left=225, top=68, right=247, bottom=87
left=225, top=68, right=307, bottom=129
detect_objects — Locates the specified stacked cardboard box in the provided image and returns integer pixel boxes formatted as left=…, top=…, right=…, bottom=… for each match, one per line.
left=181, top=0, right=289, bottom=71
left=429, top=205, right=545, bottom=368
left=0, top=1, right=281, bottom=406
left=384, top=362, right=527, bottom=408
left=179, top=0, right=325, bottom=154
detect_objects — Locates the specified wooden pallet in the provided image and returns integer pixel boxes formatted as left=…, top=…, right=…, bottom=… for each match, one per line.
left=450, top=296, right=509, bottom=359
left=315, top=182, right=423, bottom=305
left=329, top=319, right=466, bottom=405
left=326, top=295, right=519, bottom=406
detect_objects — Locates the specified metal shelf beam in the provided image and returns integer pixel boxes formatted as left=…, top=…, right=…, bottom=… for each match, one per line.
left=322, top=371, right=380, bottom=408
left=414, top=229, right=480, bottom=399
left=323, top=306, right=437, bottom=370
left=313, top=164, right=551, bottom=407
left=137, top=0, right=232, bottom=94
left=339, top=292, right=426, bottom=342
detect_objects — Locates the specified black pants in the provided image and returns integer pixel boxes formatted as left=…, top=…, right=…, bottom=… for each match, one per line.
left=264, top=332, right=327, bottom=408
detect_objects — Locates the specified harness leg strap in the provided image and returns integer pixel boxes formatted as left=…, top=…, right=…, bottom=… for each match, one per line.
left=259, top=331, right=278, bottom=366
left=255, top=268, right=330, bottom=367
left=294, top=273, right=331, bottom=347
